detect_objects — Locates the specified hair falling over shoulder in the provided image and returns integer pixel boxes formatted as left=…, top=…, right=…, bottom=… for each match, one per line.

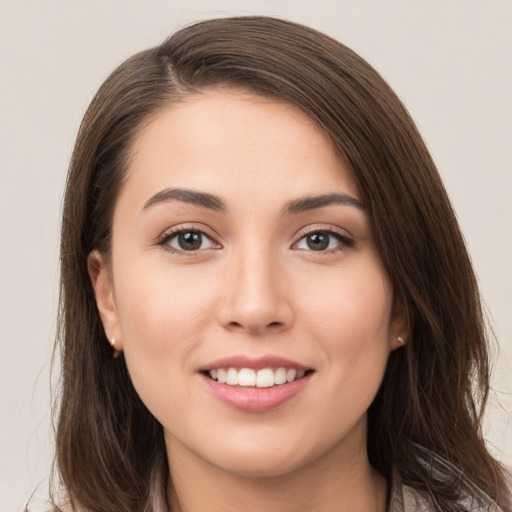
left=49, top=16, right=510, bottom=512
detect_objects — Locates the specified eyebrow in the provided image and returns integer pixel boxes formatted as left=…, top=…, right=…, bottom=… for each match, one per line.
left=142, top=188, right=364, bottom=215
left=143, top=188, right=227, bottom=212
left=281, top=193, right=365, bottom=215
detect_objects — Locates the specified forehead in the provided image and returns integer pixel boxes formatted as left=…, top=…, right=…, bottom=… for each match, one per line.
left=121, top=88, right=359, bottom=210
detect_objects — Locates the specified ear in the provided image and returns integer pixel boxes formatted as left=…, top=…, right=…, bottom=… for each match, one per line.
left=389, top=292, right=412, bottom=351
left=88, top=250, right=123, bottom=350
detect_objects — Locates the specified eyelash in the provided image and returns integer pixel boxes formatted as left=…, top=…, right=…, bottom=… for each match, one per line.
left=157, top=226, right=220, bottom=255
left=293, top=228, right=354, bottom=253
left=157, top=226, right=354, bottom=255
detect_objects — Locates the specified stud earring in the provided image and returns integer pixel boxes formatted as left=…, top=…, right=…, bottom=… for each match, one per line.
left=109, top=338, right=121, bottom=359
left=397, top=335, right=404, bottom=345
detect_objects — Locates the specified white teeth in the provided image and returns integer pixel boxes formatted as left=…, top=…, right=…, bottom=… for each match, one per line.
left=226, top=368, right=239, bottom=385
left=274, top=367, right=287, bottom=385
left=256, top=368, right=274, bottom=388
left=286, top=368, right=297, bottom=382
left=217, top=368, right=227, bottom=384
left=238, top=368, right=256, bottom=386
left=207, top=366, right=309, bottom=387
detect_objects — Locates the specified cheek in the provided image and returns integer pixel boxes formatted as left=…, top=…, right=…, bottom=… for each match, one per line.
left=304, top=260, right=392, bottom=340
left=115, top=262, right=215, bottom=351
left=298, top=259, right=393, bottom=385
left=111, top=260, right=221, bottom=418
left=296, top=264, right=392, bottom=441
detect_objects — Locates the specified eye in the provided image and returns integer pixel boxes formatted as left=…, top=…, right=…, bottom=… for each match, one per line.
left=294, top=230, right=352, bottom=252
left=160, top=229, right=218, bottom=252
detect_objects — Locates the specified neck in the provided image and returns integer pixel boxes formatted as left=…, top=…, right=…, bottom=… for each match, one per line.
left=165, top=425, right=387, bottom=512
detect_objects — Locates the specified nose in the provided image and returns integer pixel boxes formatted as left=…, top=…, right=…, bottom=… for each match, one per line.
left=215, top=247, right=294, bottom=335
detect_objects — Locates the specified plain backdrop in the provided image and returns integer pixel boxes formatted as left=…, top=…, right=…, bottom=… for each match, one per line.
left=1, top=1, right=511, bottom=510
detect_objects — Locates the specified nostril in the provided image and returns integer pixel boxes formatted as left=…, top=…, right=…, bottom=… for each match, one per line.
left=226, top=320, right=283, bottom=333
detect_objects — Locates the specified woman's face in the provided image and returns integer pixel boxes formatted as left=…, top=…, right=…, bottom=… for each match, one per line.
left=91, top=89, right=405, bottom=477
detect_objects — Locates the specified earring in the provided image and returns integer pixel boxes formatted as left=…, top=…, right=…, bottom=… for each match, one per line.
left=109, top=338, right=121, bottom=359
left=397, top=335, right=404, bottom=345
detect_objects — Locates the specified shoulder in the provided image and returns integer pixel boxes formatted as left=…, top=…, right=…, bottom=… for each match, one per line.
left=389, top=449, right=511, bottom=512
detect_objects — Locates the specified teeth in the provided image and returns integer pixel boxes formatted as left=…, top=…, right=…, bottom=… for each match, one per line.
left=226, top=368, right=238, bottom=385
left=274, top=367, right=287, bottom=385
left=217, top=368, right=227, bottom=384
left=238, top=368, right=256, bottom=386
left=286, top=368, right=297, bottom=382
left=256, top=368, right=274, bottom=388
left=207, top=367, right=309, bottom=387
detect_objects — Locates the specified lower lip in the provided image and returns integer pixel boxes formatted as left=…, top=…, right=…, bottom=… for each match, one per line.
left=202, top=373, right=312, bottom=413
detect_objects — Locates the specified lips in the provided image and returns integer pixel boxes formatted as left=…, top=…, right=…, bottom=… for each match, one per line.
left=201, top=354, right=311, bottom=372
left=199, top=355, right=314, bottom=412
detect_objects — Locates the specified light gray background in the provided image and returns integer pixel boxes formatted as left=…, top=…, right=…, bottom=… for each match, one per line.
left=1, top=1, right=511, bottom=510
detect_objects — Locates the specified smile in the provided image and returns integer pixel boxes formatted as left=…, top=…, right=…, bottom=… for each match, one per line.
left=205, top=367, right=310, bottom=388
left=200, top=356, right=315, bottom=412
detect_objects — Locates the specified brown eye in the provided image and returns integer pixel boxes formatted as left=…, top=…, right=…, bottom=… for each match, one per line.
left=294, top=230, right=353, bottom=252
left=164, top=230, right=217, bottom=252
left=178, top=231, right=203, bottom=250
left=306, top=232, right=329, bottom=251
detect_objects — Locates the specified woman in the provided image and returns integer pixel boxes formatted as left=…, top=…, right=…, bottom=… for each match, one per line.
left=52, top=16, right=511, bottom=512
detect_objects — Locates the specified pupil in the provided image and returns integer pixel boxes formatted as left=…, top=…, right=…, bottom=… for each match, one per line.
left=307, top=232, right=329, bottom=251
left=178, top=231, right=202, bottom=250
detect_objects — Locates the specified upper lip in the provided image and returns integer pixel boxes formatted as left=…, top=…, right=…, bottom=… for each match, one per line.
left=199, top=355, right=312, bottom=371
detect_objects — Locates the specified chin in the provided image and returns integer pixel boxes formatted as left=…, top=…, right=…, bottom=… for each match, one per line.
left=202, top=436, right=319, bottom=479
left=214, top=453, right=306, bottom=479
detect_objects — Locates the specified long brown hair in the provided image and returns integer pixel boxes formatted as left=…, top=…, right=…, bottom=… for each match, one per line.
left=52, top=16, right=510, bottom=511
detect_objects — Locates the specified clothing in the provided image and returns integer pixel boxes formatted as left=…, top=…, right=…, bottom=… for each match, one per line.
left=389, top=450, right=510, bottom=512
left=390, top=473, right=503, bottom=512
left=32, top=449, right=511, bottom=511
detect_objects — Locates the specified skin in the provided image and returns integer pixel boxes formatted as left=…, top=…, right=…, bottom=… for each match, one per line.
left=89, top=89, right=408, bottom=511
